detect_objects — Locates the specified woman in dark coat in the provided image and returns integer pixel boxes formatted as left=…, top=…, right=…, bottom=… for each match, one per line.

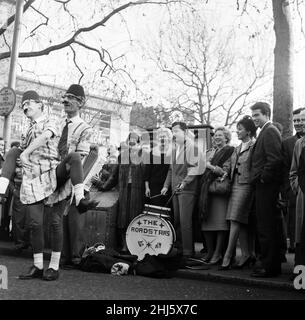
left=144, top=127, right=172, bottom=207
left=102, top=132, right=145, bottom=253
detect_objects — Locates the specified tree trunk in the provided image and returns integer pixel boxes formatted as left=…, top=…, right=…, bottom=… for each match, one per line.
left=272, top=0, right=294, bottom=139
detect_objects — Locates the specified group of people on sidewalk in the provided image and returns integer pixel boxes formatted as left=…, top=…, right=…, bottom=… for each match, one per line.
left=94, top=102, right=305, bottom=279
left=1, top=92, right=305, bottom=282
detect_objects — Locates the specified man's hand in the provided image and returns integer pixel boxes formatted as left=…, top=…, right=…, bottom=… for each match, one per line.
left=145, top=186, right=151, bottom=198
left=161, top=187, right=168, bottom=195
left=20, top=152, right=32, bottom=170
left=175, top=183, right=185, bottom=192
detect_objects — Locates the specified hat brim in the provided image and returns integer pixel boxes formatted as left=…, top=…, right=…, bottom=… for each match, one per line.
left=21, top=99, right=39, bottom=110
left=62, top=93, right=84, bottom=102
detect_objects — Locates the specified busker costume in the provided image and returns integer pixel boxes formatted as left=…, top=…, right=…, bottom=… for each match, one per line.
left=47, top=84, right=94, bottom=269
left=0, top=88, right=97, bottom=281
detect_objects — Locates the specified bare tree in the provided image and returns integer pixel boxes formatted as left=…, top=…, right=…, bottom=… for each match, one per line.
left=144, top=9, right=271, bottom=127
left=234, top=0, right=296, bottom=138
left=0, top=0, right=187, bottom=85
left=272, top=0, right=294, bottom=139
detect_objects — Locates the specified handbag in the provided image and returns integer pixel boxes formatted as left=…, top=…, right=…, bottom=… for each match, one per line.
left=208, top=176, right=231, bottom=195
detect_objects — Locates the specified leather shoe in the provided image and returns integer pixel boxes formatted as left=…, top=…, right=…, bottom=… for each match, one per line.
left=19, top=265, right=43, bottom=280
left=77, top=198, right=99, bottom=214
left=43, top=268, right=59, bottom=281
left=250, top=268, right=280, bottom=278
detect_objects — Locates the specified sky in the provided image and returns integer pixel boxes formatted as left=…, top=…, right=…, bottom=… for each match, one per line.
left=1, top=0, right=305, bottom=136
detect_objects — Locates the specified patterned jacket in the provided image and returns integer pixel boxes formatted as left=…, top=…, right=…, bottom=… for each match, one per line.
left=46, top=115, right=92, bottom=205
left=20, top=115, right=60, bottom=204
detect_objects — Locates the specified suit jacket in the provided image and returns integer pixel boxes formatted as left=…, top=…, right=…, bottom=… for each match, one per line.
left=250, top=122, right=282, bottom=184
left=281, top=134, right=299, bottom=204
left=163, top=138, right=205, bottom=194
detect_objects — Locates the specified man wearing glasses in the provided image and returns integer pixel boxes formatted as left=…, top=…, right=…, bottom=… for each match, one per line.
left=0, top=86, right=96, bottom=281
left=47, top=84, right=95, bottom=270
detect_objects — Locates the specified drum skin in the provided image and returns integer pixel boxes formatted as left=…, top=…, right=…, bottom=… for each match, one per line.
left=126, top=213, right=176, bottom=261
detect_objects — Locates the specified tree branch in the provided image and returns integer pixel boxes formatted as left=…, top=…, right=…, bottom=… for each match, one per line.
left=0, top=0, right=182, bottom=60
left=0, top=0, right=36, bottom=37
left=70, top=45, right=83, bottom=83
left=2, top=34, right=11, bottom=52
left=74, top=40, right=113, bottom=75
left=27, top=4, right=49, bottom=37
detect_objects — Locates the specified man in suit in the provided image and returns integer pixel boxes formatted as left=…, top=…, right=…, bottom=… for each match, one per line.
left=250, top=102, right=283, bottom=278
left=281, top=108, right=305, bottom=253
left=161, top=122, right=205, bottom=258
left=289, top=109, right=305, bottom=268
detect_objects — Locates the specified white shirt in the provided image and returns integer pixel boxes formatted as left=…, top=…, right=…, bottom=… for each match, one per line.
left=257, top=120, right=271, bottom=137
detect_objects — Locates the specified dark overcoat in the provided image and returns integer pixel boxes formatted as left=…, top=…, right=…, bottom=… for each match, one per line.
left=103, top=149, right=145, bottom=230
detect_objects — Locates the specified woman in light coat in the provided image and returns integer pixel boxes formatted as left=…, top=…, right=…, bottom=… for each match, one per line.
left=219, top=116, right=257, bottom=270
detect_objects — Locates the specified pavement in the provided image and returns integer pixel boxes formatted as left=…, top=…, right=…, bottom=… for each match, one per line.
left=0, top=240, right=297, bottom=292
left=176, top=243, right=296, bottom=292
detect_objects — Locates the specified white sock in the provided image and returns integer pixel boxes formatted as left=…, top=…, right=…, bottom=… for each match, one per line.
left=49, top=252, right=61, bottom=271
left=33, top=253, right=43, bottom=270
left=0, top=177, right=9, bottom=194
left=74, top=183, right=85, bottom=206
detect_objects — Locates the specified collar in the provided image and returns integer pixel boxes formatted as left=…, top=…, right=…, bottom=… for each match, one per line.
left=260, top=120, right=271, bottom=131
left=239, top=138, right=255, bottom=152
left=33, top=115, right=46, bottom=124
left=66, top=115, right=82, bottom=124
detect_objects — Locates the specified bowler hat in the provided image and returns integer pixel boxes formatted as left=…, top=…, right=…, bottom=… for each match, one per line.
left=21, top=90, right=40, bottom=105
left=65, top=84, right=85, bottom=100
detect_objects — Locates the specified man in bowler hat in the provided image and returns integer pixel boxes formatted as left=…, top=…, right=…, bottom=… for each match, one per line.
left=46, top=84, right=95, bottom=269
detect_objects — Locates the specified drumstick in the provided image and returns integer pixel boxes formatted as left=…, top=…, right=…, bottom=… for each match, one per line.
left=149, top=193, right=162, bottom=199
left=164, top=190, right=177, bottom=207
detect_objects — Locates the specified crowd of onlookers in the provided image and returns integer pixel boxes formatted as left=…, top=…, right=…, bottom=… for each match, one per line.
left=90, top=101, right=305, bottom=278
left=1, top=100, right=305, bottom=279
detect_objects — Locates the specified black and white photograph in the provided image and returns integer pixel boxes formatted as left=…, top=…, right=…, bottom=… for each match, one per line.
left=0, top=0, right=305, bottom=306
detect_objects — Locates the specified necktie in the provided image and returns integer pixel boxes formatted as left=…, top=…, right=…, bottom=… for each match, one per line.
left=58, top=120, right=71, bottom=159
left=25, top=120, right=36, bottom=147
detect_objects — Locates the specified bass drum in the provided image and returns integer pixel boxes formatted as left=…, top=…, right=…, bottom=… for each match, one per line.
left=126, top=213, right=176, bottom=261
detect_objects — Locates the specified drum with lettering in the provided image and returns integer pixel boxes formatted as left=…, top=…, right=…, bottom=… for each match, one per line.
left=126, top=205, right=176, bottom=261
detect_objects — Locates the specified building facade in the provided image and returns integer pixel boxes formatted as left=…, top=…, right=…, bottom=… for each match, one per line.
left=0, top=76, right=132, bottom=149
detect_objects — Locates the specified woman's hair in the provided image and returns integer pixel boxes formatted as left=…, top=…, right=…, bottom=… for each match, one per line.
left=126, top=132, right=140, bottom=144
left=237, top=115, right=257, bottom=138
left=214, top=126, right=232, bottom=143
left=171, top=121, right=187, bottom=131
left=156, top=127, right=173, bottom=140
